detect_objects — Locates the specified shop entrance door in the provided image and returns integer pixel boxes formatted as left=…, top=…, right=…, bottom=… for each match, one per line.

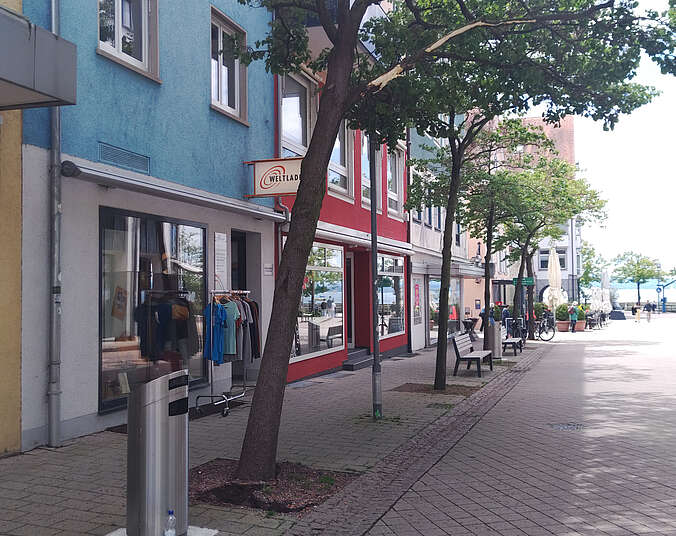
left=346, top=253, right=355, bottom=348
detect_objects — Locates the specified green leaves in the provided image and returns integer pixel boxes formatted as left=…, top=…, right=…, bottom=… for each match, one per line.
left=612, top=251, right=663, bottom=285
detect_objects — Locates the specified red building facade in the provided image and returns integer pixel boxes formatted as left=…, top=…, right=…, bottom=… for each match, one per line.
left=275, top=73, right=411, bottom=381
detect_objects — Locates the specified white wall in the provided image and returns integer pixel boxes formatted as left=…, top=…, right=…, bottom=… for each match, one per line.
left=21, top=145, right=276, bottom=449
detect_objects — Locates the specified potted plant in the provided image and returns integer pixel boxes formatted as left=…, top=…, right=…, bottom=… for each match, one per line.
left=555, top=304, right=570, bottom=331
left=575, top=306, right=587, bottom=331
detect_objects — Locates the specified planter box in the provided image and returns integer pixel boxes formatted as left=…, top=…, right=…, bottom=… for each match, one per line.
left=576, top=320, right=586, bottom=331
left=556, top=321, right=570, bottom=331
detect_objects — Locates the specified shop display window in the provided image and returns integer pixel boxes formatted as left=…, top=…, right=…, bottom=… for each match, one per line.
left=100, top=208, right=206, bottom=411
left=377, top=255, right=405, bottom=338
left=428, top=277, right=461, bottom=343
left=292, top=244, right=344, bottom=361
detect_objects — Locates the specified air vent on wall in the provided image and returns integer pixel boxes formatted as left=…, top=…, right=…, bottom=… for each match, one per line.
left=98, top=142, right=150, bottom=175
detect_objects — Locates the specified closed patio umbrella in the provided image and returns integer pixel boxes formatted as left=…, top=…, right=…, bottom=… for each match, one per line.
left=547, top=247, right=564, bottom=311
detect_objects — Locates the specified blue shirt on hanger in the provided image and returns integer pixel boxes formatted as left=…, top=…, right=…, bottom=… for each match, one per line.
left=203, top=303, right=227, bottom=364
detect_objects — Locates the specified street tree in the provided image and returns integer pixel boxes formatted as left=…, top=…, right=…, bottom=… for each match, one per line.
left=234, top=0, right=676, bottom=481
left=496, top=159, right=605, bottom=338
left=578, top=241, right=608, bottom=302
left=612, top=252, right=662, bottom=304
left=456, top=120, right=554, bottom=350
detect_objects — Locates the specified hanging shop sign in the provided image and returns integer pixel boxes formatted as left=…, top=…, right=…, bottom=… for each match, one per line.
left=512, top=277, right=535, bottom=286
left=245, top=157, right=303, bottom=197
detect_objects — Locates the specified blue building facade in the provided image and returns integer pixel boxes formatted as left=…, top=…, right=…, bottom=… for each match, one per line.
left=20, top=0, right=283, bottom=450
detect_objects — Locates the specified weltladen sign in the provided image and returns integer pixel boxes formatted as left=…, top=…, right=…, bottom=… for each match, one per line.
left=246, top=157, right=303, bottom=197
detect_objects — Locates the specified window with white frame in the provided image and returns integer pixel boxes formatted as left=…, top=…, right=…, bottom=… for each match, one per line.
left=455, top=222, right=461, bottom=246
left=377, top=255, right=405, bottom=338
left=425, top=206, right=432, bottom=226
left=387, top=149, right=404, bottom=214
left=434, top=207, right=442, bottom=230
left=539, top=248, right=567, bottom=270
left=360, top=133, right=381, bottom=208
left=282, top=74, right=314, bottom=157
left=210, top=12, right=247, bottom=121
left=328, top=121, right=351, bottom=195
left=98, top=0, right=158, bottom=75
left=412, top=209, right=421, bottom=222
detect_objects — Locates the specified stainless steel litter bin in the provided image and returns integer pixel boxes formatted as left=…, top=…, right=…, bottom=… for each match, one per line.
left=127, top=369, right=189, bottom=536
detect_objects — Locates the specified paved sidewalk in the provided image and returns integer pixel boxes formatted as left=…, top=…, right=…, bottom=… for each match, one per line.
left=365, top=316, right=676, bottom=536
left=0, top=341, right=521, bottom=536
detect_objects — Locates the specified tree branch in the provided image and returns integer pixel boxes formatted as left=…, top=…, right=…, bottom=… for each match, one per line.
left=366, top=1, right=614, bottom=93
left=316, top=0, right=339, bottom=45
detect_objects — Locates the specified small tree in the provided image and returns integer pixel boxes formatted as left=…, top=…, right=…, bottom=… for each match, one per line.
left=612, top=252, right=662, bottom=304
left=497, top=159, right=606, bottom=338
left=578, top=241, right=607, bottom=303
left=456, top=119, right=553, bottom=349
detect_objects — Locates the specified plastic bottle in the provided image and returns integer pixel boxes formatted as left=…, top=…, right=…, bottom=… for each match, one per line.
left=164, top=509, right=176, bottom=536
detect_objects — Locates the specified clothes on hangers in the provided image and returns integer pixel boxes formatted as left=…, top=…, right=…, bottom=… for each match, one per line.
left=222, top=300, right=241, bottom=359
left=243, top=297, right=261, bottom=360
left=203, top=302, right=227, bottom=364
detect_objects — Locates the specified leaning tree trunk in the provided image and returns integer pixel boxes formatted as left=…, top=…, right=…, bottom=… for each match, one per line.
left=483, top=201, right=495, bottom=350
left=236, top=40, right=355, bottom=482
left=526, top=251, right=536, bottom=340
left=434, top=152, right=463, bottom=390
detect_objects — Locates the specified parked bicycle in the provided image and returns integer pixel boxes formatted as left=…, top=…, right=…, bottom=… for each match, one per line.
left=535, top=313, right=556, bottom=341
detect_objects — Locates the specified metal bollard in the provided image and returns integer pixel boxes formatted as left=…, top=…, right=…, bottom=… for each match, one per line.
left=127, top=369, right=189, bottom=536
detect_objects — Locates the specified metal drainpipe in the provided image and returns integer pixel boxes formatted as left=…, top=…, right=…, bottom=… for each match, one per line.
left=48, top=0, right=63, bottom=447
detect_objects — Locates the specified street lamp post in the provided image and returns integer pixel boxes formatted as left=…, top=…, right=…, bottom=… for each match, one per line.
left=369, top=137, right=382, bottom=420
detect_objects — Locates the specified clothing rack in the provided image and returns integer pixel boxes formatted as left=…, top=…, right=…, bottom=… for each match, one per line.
left=195, top=289, right=252, bottom=417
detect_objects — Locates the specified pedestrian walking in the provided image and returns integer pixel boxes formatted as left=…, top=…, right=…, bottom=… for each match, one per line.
left=568, top=302, right=579, bottom=333
left=478, top=307, right=485, bottom=332
left=635, top=302, right=642, bottom=323
left=645, top=301, right=652, bottom=323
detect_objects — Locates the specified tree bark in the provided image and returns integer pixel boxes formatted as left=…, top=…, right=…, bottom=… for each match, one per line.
left=483, top=201, right=495, bottom=350
left=512, top=246, right=527, bottom=319
left=434, top=150, right=463, bottom=390
left=526, top=251, right=535, bottom=340
left=637, top=282, right=641, bottom=305
left=235, top=38, right=356, bottom=481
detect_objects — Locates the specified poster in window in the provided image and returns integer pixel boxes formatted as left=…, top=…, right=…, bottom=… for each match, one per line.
left=413, top=280, right=422, bottom=325
left=111, top=286, right=128, bottom=321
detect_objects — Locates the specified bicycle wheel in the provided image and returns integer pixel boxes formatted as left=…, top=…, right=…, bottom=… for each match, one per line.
left=539, top=323, right=555, bottom=341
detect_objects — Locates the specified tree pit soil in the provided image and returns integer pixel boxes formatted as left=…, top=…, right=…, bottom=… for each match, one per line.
left=189, top=459, right=357, bottom=513
left=390, top=382, right=481, bottom=396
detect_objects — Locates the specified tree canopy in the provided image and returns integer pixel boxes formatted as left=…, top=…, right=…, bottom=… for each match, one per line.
left=612, top=251, right=663, bottom=303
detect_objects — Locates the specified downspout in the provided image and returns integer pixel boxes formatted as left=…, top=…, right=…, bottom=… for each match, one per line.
left=48, top=0, right=62, bottom=447
left=405, top=128, right=412, bottom=354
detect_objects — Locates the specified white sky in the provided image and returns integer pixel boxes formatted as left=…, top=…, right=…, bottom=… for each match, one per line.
left=576, top=0, right=676, bottom=270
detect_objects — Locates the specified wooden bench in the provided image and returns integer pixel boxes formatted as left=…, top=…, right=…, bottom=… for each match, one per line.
left=322, top=325, right=343, bottom=348
left=501, top=325, right=522, bottom=356
left=452, top=332, right=492, bottom=378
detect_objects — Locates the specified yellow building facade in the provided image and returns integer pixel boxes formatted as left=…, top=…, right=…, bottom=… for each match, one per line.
left=0, top=0, right=23, bottom=456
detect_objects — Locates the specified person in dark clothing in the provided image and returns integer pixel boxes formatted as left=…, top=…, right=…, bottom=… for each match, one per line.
left=479, top=307, right=485, bottom=332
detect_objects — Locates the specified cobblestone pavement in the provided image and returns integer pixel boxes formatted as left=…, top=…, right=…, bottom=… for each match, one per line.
left=363, top=316, right=676, bottom=536
left=0, top=339, right=521, bottom=536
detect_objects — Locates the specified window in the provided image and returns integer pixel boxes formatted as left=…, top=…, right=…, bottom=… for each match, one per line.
left=412, top=209, right=422, bottom=222
left=100, top=208, right=206, bottom=411
left=360, top=133, right=381, bottom=208
left=539, top=248, right=567, bottom=270
left=425, top=206, right=432, bottom=227
left=328, top=121, right=351, bottom=195
left=428, top=277, right=461, bottom=342
left=455, top=223, right=461, bottom=246
left=211, top=12, right=247, bottom=121
left=282, top=74, right=314, bottom=157
left=387, top=150, right=404, bottom=214
left=377, top=256, right=405, bottom=338
left=98, top=0, right=159, bottom=77
left=293, top=244, right=344, bottom=361
left=434, top=207, right=442, bottom=230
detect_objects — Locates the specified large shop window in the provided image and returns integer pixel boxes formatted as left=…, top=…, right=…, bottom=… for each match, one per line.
left=428, top=278, right=461, bottom=343
left=378, top=255, right=405, bottom=338
left=100, top=209, right=206, bottom=411
left=292, top=244, right=344, bottom=361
